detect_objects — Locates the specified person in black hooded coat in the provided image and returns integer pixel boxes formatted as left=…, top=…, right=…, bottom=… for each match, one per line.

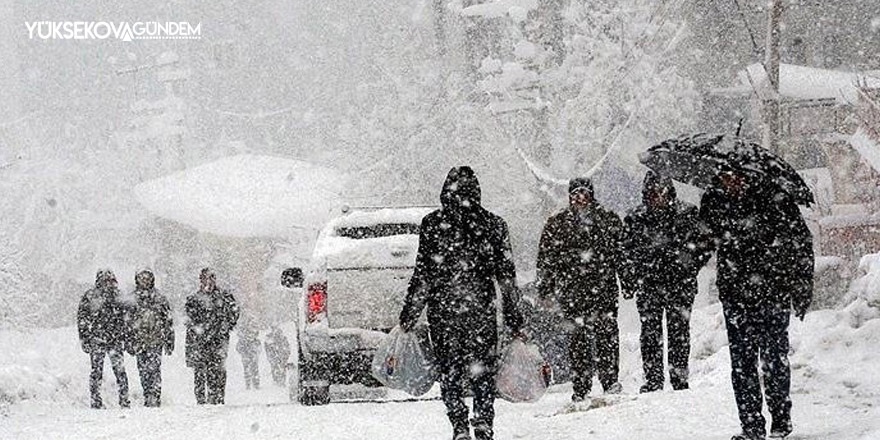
left=536, top=177, right=626, bottom=401
left=400, top=166, right=524, bottom=440
left=185, top=268, right=240, bottom=405
left=129, top=270, right=174, bottom=407
left=77, top=270, right=131, bottom=409
left=622, top=171, right=712, bottom=393
left=699, top=170, right=814, bottom=440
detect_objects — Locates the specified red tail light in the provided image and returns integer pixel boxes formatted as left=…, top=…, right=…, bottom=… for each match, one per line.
left=307, top=282, right=327, bottom=323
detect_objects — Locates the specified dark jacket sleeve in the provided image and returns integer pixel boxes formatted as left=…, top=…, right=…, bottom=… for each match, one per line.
left=681, top=205, right=713, bottom=274
left=399, top=217, right=434, bottom=330
left=619, top=213, right=642, bottom=292
left=697, top=191, right=723, bottom=252
left=494, top=218, right=523, bottom=333
left=225, top=291, right=240, bottom=332
left=535, top=217, right=558, bottom=300
left=77, top=293, right=92, bottom=348
left=784, top=204, right=815, bottom=313
left=162, top=297, right=175, bottom=352
left=605, top=211, right=627, bottom=290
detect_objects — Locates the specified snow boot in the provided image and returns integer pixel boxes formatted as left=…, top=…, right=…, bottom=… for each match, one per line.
left=605, top=382, right=623, bottom=395
left=471, top=418, right=493, bottom=440
left=769, top=419, right=792, bottom=438
left=571, top=392, right=589, bottom=403
left=731, top=432, right=766, bottom=440
left=639, top=382, right=662, bottom=394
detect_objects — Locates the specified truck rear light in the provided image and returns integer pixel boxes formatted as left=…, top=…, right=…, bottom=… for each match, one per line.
left=307, top=282, right=327, bottom=323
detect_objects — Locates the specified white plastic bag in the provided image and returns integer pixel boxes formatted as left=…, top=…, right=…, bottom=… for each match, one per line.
left=371, top=325, right=437, bottom=396
left=495, top=339, right=550, bottom=403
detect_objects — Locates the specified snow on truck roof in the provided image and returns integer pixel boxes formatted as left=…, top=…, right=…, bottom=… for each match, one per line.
left=135, top=154, right=346, bottom=238
left=327, top=207, right=436, bottom=231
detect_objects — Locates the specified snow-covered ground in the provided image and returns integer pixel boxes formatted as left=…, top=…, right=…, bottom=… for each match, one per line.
left=3, top=265, right=880, bottom=440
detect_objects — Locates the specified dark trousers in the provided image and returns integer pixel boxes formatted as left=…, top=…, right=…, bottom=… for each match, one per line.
left=193, top=351, right=228, bottom=405
left=638, top=292, right=693, bottom=390
left=136, top=350, right=163, bottom=407
left=722, top=301, right=792, bottom=438
left=89, top=348, right=129, bottom=409
left=242, top=355, right=260, bottom=390
left=569, top=308, right=620, bottom=397
left=439, top=354, right=496, bottom=439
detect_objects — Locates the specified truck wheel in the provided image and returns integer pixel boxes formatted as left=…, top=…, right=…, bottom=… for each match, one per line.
left=298, top=382, right=331, bottom=406
left=296, top=343, right=331, bottom=406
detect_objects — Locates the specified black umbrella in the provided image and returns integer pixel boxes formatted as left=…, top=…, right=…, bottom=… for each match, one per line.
left=638, top=134, right=814, bottom=205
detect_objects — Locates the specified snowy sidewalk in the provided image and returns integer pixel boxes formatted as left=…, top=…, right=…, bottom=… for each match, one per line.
left=3, top=384, right=878, bottom=440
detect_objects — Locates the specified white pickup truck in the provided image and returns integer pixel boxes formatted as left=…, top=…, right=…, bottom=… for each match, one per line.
left=294, top=206, right=434, bottom=405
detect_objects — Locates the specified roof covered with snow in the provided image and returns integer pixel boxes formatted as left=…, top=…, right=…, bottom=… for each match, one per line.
left=134, top=154, right=346, bottom=238
left=721, top=63, right=880, bottom=104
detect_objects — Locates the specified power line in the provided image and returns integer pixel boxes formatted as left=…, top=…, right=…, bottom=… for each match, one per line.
left=731, top=0, right=762, bottom=57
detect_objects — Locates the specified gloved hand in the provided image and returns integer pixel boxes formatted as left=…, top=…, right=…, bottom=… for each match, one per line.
left=793, top=298, right=811, bottom=322
left=399, top=319, right=416, bottom=333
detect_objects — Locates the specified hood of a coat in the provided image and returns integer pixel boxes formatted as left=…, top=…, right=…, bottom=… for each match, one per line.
left=568, top=177, right=595, bottom=207
left=440, top=166, right=482, bottom=210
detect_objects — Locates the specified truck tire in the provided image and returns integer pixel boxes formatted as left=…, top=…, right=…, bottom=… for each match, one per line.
left=296, top=344, right=331, bottom=406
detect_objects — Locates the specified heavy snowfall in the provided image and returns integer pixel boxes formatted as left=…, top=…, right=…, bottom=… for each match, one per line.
left=1, top=1, right=880, bottom=440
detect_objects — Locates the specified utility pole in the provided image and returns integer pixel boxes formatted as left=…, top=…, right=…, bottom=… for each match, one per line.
left=763, top=0, right=784, bottom=152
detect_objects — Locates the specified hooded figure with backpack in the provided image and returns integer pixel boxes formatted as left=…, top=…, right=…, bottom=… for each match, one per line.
left=129, top=270, right=174, bottom=407
left=536, top=177, right=626, bottom=401
left=400, top=166, right=524, bottom=440
left=185, top=268, right=240, bottom=405
left=77, top=269, right=131, bottom=409
left=622, top=171, right=712, bottom=393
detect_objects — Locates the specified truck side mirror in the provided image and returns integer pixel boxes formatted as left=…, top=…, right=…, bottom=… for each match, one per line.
left=281, top=267, right=304, bottom=289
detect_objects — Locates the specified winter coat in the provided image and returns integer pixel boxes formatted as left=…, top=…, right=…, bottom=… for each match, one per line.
left=699, top=181, right=814, bottom=311
left=399, top=166, right=524, bottom=366
left=264, top=329, right=291, bottom=367
left=536, top=180, right=626, bottom=318
left=129, top=288, right=174, bottom=354
left=77, top=287, right=130, bottom=353
left=622, top=172, right=712, bottom=303
left=236, top=331, right=262, bottom=358
left=185, top=287, right=240, bottom=367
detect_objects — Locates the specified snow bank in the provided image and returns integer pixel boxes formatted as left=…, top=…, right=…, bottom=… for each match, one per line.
left=844, top=252, right=880, bottom=307
left=134, top=155, right=346, bottom=238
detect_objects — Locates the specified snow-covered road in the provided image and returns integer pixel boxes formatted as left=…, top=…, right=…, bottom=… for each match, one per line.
left=3, top=292, right=880, bottom=439
left=3, top=380, right=877, bottom=440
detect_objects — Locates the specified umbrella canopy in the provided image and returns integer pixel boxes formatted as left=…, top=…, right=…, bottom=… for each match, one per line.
left=638, top=134, right=814, bottom=205
left=134, top=154, right=346, bottom=238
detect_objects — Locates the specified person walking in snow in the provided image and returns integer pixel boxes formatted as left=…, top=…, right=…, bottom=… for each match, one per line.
left=399, top=166, right=524, bottom=440
left=236, top=323, right=262, bottom=390
left=77, top=269, right=131, bottom=409
left=129, top=270, right=174, bottom=407
left=264, top=326, right=291, bottom=386
left=700, top=169, right=814, bottom=440
left=185, top=268, right=240, bottom=405
left=622, top=171, right=712, bottom=393
left=536, top=177, right=626, bottom=401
